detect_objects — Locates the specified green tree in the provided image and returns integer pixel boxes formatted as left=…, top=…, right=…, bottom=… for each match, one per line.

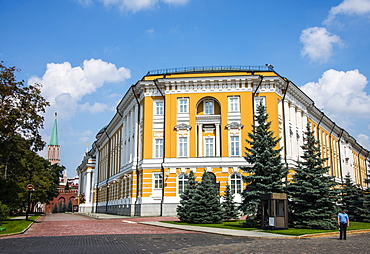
left=0, top=201, right=10, bottom=223
left=287, top=123, right=339, bottom=229
left=240, top=102, right=287, bottom=226
left=341, top=173, right=368, bottom=222
left=189, top=171, right=223, bottom=224
left=67, top=199, right=73, bottom=213
left=52, top=204, right=58, bottom=213
left=222, top=185, right=239, bottom=221
left=177, top=170, right=197, bottom=222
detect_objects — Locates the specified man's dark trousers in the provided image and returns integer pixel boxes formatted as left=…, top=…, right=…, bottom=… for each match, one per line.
left=339, top=223, right=347, bottom=239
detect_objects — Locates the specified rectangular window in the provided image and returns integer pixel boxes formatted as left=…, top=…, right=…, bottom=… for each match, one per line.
left=155, top=100, right=164, bottom=115
left=229, top=96, right=239, bottom=112
left=205, top=137, right=214, bottom=157
left=155, top=139, right=163, bottom=158
left=204, top=100, right=214, bottom=114
left=154, top=173, right=163, bottom=189
left=178, top=137, right=188, bottom=157
left=230, top=136, right=240, bottom=156
left=254, top=97, right=266, bottom=113
left=178, top=98, right=188, bottom=113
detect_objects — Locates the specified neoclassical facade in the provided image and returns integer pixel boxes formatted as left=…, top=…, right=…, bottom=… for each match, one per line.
left=77, top=66, right=369, bottom=216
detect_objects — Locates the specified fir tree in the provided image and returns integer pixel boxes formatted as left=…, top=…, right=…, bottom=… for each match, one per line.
left=363, top=173, right=370, bottom=223
left=287, top=123, right=339, bottom=229
left=52, top=204, right=58, bottom=213
left=67, top=199, right=73, bottom=213
left=240, top=102, right=287, bottom=226
left=222, top=185, right=239, bottom=221
left=341, top=173, right=368, bottom=222
left=177, top=170, right=197, bottom=222
left=189, top=171, right=224, bottom=224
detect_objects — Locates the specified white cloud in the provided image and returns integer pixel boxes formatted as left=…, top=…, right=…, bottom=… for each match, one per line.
left=357, top=134, right=370, bottom=150
left=301, top=69, right=370, bottom=128
left=324, top=0, right=370, bottom=25
left=92, top=0, right=189, bottom=12
left=79, top=102, right=111, bottom=114
left=300, top=27, right=344, bottom=63
left=75, top=0, right=93, bottom=6
left=28, top=58, right=131, bottom=121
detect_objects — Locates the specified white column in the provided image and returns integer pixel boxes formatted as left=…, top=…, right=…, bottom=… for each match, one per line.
left=283, top=100, right=291, bottom=158
left=198, top=124, right=203, bottom=157
left=85, top=169, right=92, bottom=203
left=215, top=123, right=220, bottom=157
left=290, top=105, right=297, bottom=160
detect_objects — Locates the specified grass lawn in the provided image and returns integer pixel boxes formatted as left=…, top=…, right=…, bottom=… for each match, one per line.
left=163, top=220, right=370, bottom=236
left=0, top=214, right=40, bottom=235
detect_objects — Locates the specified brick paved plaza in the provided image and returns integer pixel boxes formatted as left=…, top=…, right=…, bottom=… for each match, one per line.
left=1, top=213, right=369, bottom=253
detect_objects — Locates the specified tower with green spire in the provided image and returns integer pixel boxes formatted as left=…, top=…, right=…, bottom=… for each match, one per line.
left=47, top=112, right=60, bottom=164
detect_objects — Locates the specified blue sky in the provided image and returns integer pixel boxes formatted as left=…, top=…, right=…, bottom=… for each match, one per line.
left=1, top=0, right=370, bottom=177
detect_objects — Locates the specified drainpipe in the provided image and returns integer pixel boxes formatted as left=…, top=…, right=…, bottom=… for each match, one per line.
left=153, top=79, right=166, bottom=217
left=357, top=147, right=363, bottom=188
left=338, top=129, right=345, bottom=187
left=103, top=130, right=111, bottom=213
left=329, top=123, right=336, bottom=176
left=251, top=75, right=264, bottom=122
left=131, top=86, right=141, bottom=216
left=281, top=80, right=290, bottom=168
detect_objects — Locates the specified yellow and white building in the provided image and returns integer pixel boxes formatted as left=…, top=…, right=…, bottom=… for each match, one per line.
left=77, top=66, right=369, bottom=216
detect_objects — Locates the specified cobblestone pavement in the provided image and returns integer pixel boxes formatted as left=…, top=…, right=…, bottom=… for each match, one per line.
left=1, top=213, right=370, bottom=253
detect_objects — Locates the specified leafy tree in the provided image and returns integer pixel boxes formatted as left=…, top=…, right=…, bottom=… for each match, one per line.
left=222, top=185, right=239, bottom=221
left=341, top=173, right=368, bottom=222
left=177, top=170, right=197, bottom=222
left=287, top=123, right=339, bottom=229
left=0, top=201, right=10, bottom=223
left=240, top=102, right=287, bottom=226
left=189, top=171, right=223, bottom=224
left=0, top=61, right=49, bottom=180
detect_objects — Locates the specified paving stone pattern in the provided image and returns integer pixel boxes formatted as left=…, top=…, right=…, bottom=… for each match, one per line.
left=1, top=213, right=370, bottom=254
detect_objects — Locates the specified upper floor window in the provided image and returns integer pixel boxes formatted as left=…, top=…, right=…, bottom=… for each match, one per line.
left=204, top=100, right=214, bottom=115
left=205, top=137, right=214, bottom=157
left=154, top=138, right=163, bottom=158
left=178, top=98, right=188, bottom=113
left=178, top=137, right=188, bottom=157
left=154, top=100, right=164, bottom=115
left=230, top=136, right=240, bottom=156
left=178, top=174, right=189, bottom=194
left=229, top=96, right=240, bottom=112
left=254, top=97, right=266, bottom=113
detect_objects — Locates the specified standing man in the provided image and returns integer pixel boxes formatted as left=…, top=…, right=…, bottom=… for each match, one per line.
left=338, top=209, right=350, bottom=240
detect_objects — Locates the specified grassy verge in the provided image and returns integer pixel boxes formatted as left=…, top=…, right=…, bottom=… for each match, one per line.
left=0, top=214, right=41, bottom=235
left=162, top=220, right=370, bottom=236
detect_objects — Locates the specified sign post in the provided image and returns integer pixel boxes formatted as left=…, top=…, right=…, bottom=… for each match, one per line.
left=26, top=184, right=34, bottom=221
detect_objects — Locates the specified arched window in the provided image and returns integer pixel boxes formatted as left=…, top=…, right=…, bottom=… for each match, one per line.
left=178, top=174, right=189, bottom=194
left=230, top=173, right=242, bottom=194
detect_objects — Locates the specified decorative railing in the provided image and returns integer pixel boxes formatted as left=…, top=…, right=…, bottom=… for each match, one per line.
left=146, top=65, right=274, bottom=76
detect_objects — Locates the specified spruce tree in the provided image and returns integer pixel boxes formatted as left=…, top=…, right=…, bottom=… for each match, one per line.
left=222, top=185, right=239, bottom=221
left=177, top=170, right=197, bottom=222
left=240, top=102, right=287, bottom=226
left=52, top=204, right=58, bottom=213
left=363, top=173, right=370, bottom=223
left=287, top=123, right=339, bottom=229
left=190, top=171, right=223, bottom=224
left=67, top=199, right=73, bottom=213
left=341, top=173, right=368, bottom=222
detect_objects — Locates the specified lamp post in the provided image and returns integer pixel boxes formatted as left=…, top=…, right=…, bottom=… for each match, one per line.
left=26, top=184, right=34, bottom=221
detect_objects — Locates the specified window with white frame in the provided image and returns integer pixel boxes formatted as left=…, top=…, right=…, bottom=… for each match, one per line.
left=154, top=100, right=164, bottom=115
left=178, top=174, right=189, bottom=194
left=204, top=137, right=214, bottom=157
left=154, top=138, right=163, bottom=158
left=153, top=173, right=163, bottom=189
left=230, top=135, right=240, bottom=156
left=178, top=98, right=188, bottom=113
left=178, top=137, right=188, bottom=157
left=229, top=96, right=240, bottom=112
left=230, top=173, right=242, bottom=194
left=254, top=96, right=266, bottom=113
left=204, top=100, right=214, bottom=114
